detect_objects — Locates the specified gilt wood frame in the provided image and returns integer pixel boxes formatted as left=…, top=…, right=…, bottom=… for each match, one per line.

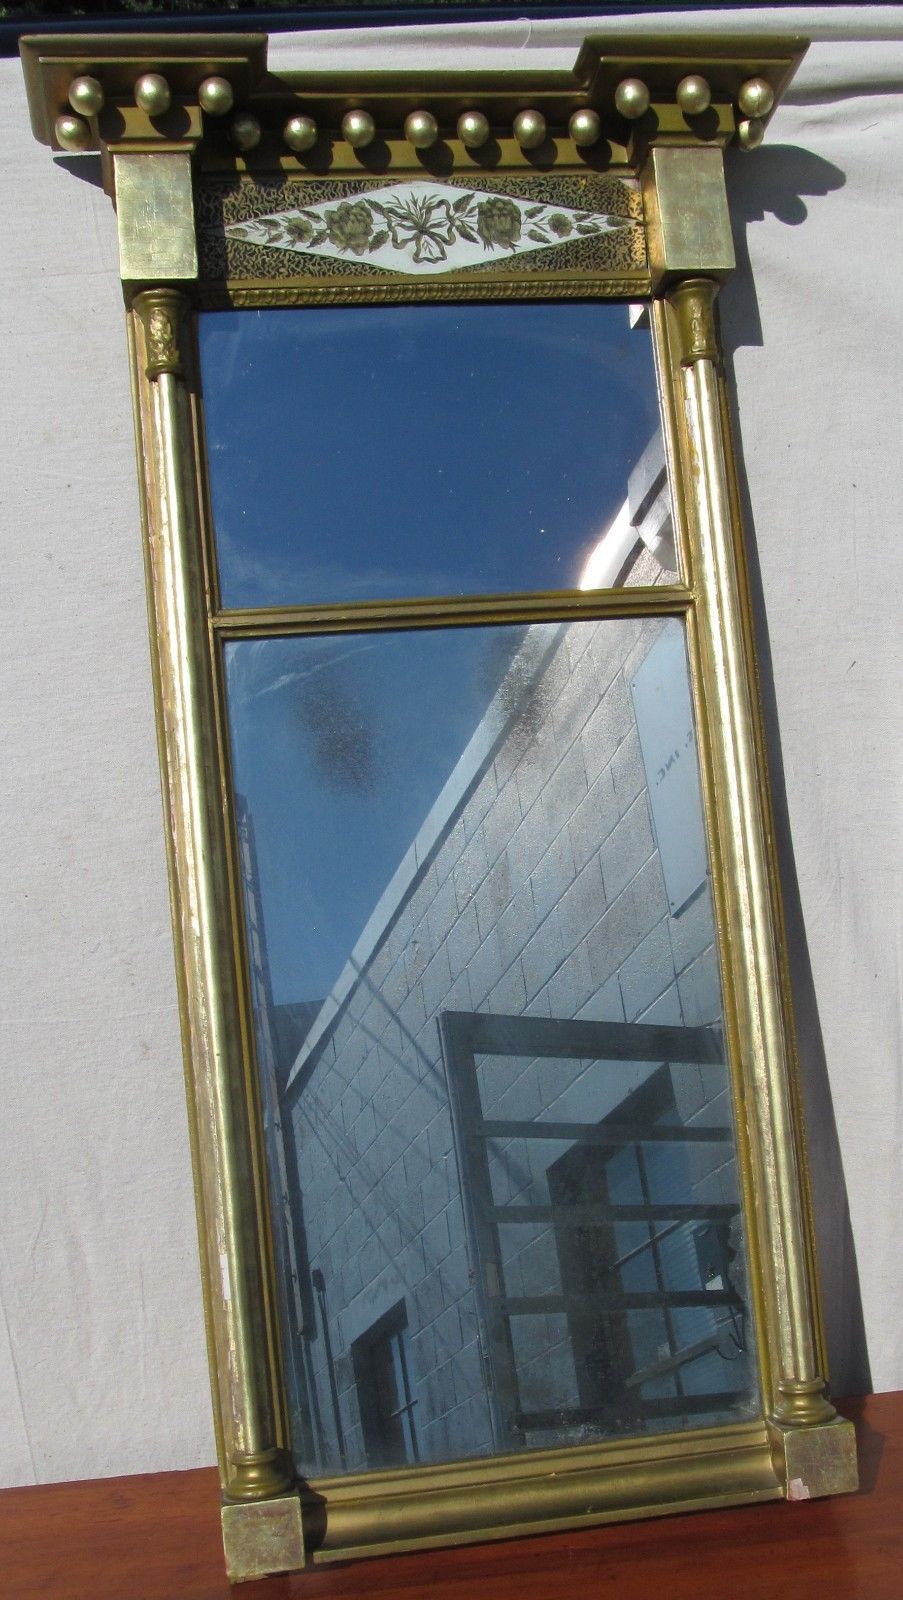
left=21, top=26, right=857, bottom=1583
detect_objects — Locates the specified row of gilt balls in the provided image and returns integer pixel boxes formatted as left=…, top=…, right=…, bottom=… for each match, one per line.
left=55, top=73, right=775, bottom=154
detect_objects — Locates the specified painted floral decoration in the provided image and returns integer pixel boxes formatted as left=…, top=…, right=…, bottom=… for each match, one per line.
left=476, top=197, right=523, bottom=249
left=324, top=202, right=374, bottom=257
left=226, top=179, right=636, bottom=278
left=283, top=215, right=318, bottom=246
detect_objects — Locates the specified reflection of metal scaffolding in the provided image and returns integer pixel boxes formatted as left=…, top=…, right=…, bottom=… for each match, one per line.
left=439, top=1010, right=742, bottom=1450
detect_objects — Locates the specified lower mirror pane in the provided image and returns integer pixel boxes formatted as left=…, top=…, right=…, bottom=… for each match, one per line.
left=224, top=616, right=759, bottom=1476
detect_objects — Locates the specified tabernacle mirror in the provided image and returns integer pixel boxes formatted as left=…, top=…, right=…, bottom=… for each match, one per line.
left=21, top=27, right=858, bottom=1582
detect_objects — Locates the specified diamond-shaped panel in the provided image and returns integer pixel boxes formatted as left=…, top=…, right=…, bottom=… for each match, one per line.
left=225, top=180, right=636, bottom=277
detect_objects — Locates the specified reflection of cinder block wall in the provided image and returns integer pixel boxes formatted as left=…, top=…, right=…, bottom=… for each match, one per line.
left=285, top=615, right=736, bottom=1474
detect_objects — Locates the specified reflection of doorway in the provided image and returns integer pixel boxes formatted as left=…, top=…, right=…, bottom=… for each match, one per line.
left=439, top=1010, right=745, bottom=1450
left=351, top=1301, right=420, bottom=1470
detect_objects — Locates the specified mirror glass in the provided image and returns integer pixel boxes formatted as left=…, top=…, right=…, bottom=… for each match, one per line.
left=200, top=302, right=677, bottom=609
left=224, top=616, right=758, bottom=1476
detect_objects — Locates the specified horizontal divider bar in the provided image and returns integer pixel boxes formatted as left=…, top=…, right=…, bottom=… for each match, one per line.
left=443, top=1009, right=722, bottom=1063
left=499, top=1290, right=743, bottom=1314
left=515, top=1393, right=747, bottom=1429
left=477, top=1118, right=735, bottom=1145
left=492, top=1201, right=740, bottom=1225
left=212, top=584, right=694, bottom=638
left=629, top=1391, right=748, bottom=1417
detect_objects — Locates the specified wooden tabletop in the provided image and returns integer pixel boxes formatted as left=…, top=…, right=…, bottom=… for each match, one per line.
left=0, top=1395, right=898, bottom=1600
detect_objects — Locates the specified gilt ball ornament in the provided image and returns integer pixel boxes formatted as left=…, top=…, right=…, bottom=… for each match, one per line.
left=68, top=75, right=104, bottom=117
left=568, top=108, right=601, bottom=147
left=513, top=109, right=547, bottom=150
left=283, top=114, right=317, bottom=152
left=198, top=76, right=234, bottom=117
left=342, top=109, right=375, bottom=149
left=230, top=113, right=262, bottom=152
left=676, top=74, right=711, bottom=117
left=135, top=72, right=172, bottom=117
left=738, top=77, right=774, bottom=119
left=614, top=78, right=650, bottom=120
left=404, top=110, right=439, bottom=150
left=737, top=117, right=765, bottom=151
left=457, top=109, right=490, bottom=149
left=54, top=113, right=91, bottom=151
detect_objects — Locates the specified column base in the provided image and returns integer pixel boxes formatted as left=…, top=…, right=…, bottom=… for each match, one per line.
left=767, top=1414, right=858, bottom=1501
left=221, top=1491, right=306, bottom=1583
left=773, top=1376, right=838, bottom=1426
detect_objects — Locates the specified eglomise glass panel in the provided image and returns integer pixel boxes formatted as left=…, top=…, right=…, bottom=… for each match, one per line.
left=224, top=616, right=757, bottom=1475
left=201, top=302, right=677, bottom=609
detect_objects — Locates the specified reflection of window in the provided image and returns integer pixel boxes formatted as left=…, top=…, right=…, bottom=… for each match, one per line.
left=352, top=1303, right=420, bottom=1469
left=440, top=1010, right=748, bottom=1449
left=548, top=1066, right=745, bottom=1432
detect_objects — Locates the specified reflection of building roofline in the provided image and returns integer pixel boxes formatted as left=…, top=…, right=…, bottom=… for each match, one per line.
left=284, top=426, right=671, bottom=1097
left=580, top=432, right=673, bottom=591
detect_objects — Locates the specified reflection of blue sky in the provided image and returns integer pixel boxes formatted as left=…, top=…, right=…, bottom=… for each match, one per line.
left=225, top=627, right=527, bottom=1004
left=200, top=302, right=660, bottom=609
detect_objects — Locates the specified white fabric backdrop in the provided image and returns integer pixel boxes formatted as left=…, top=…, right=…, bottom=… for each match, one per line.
left=1, top=5, right=900, bottom=1488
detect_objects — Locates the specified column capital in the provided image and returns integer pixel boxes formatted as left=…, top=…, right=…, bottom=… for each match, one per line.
left=667, top=276, right=722, bottom=365
left=133, top=287, right=191, bottom=379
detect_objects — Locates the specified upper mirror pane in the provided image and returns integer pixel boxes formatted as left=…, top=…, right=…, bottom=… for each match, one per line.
left=200, top=303, right=676, bottom=609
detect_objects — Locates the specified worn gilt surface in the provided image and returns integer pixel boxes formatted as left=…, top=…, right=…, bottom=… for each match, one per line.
left=19, top=26, right=859, bottom=1585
